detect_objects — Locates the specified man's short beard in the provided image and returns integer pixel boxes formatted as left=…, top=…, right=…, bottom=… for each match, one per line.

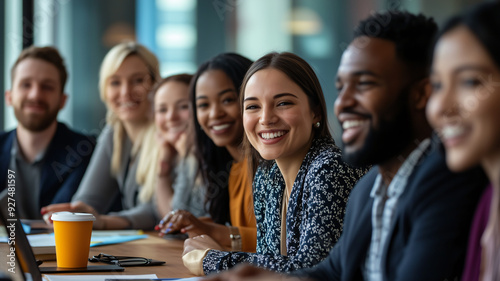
left=342, top=114, right=413, bottom=167
left=342, top=91, right=413, bottom=168
left=14, top=107, right=59, bottom=132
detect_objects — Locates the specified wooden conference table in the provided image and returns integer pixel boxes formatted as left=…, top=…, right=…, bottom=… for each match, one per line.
left=39, top=231, right=196, bottom=279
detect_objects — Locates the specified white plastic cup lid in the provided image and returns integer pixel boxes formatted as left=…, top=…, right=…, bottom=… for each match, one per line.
left=51, top=212, right=96, bottom=222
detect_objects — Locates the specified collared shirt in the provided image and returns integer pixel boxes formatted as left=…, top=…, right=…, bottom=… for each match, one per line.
left=9, top=136, right=46, bottom=219
left=363, top=138, right=431, bottom=281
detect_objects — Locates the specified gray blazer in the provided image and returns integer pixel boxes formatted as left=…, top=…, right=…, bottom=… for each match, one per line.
left=72, top=125, right=158, bottom=229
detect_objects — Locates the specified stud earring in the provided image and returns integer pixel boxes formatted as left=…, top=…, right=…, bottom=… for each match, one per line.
left=315, top=122, right=320, bottom=128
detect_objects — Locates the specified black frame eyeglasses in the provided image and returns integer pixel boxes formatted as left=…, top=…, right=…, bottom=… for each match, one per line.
left=89, top=253, right=154, bottom=267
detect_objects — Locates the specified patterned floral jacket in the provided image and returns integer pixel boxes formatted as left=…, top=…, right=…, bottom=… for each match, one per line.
left=202, top=136, right=368, bottom=274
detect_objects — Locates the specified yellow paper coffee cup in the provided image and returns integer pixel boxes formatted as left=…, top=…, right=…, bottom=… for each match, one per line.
left=51, top=212, right=96, bottom=268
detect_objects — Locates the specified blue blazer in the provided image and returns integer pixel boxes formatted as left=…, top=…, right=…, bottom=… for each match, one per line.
left=297, top=139, right=487, bottom=281
left=0, top=122, right=96, bottom=210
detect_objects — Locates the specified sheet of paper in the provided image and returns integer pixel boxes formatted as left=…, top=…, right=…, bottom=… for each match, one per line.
left=43, top=274, right=158, bottom=281
left=1, top=231, right=148, bottom=247
left=91, top=230, right=144, bottom=236
left=158, top=277, right=202, bottom=281
left=21, top=219, right=53, bottom=233
left=90, top=234, right=148, bottom=247
left=23, top=233, right=56, bottom=247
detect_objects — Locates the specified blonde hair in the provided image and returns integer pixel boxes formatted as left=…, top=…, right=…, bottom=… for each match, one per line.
left=98, top=42, right=160, bottom=176
left=136, top=74, right=196, bottom=203
left=136, top=123, right=160, bottom=202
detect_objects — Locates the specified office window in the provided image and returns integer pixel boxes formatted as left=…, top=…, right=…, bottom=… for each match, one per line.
left=137, top=0, right=197, bottom=77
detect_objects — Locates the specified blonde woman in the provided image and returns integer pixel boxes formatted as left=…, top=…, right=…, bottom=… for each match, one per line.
left=139, top=74, right=207, bottom=220
left=42, top=42, right=160, bottom=230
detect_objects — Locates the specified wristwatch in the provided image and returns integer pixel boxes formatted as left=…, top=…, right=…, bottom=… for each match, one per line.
left=228, top=226, right=242, bottom=251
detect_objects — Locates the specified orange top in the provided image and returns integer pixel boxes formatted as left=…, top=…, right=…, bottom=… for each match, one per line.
left=228, top=158, right=257, bottom=252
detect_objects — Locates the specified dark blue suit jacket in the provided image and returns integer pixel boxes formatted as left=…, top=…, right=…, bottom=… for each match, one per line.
left=0, top=122, right=95, bottom=214
left=297, top=140, right=487, bottom=281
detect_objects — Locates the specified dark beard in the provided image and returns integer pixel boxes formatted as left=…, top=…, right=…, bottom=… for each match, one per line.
left=14, top=104, right=59, bottom=132
left=342, top=93, right=413, bottom=168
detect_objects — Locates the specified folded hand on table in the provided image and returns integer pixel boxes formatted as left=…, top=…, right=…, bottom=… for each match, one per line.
left=40, top=201, right=103, bottom=228
left=183, top=234, right=224, bottom=255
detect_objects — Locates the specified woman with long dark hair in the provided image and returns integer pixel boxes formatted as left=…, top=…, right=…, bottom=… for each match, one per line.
left=157, top=53, right=257, bottom=253
left=426, top=2, right=500, bottom=280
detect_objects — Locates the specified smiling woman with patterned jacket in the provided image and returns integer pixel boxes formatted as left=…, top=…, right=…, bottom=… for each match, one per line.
left=182, top=52, right=368, bottom=275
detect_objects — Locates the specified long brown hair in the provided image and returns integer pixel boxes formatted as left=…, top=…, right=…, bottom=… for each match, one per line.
left=239, top=52, right=332, bottom=176
left=439, top=3, right=500, bottom=280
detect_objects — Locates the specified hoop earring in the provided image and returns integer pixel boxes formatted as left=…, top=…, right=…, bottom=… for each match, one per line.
left=315, top=122, right=320, bottom=128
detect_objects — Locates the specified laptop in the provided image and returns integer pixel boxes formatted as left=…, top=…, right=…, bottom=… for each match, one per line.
left=0, top=205, right=123, bottom=281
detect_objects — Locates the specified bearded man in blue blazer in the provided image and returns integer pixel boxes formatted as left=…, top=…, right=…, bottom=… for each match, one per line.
left=204, top=11, right=487, bottom=281
left=1, top=46, right=95, bottom=219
